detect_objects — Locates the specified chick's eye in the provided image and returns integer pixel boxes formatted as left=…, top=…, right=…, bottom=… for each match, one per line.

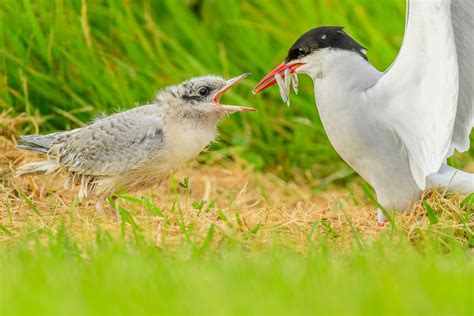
left=198, top=87, right=210, bottom=97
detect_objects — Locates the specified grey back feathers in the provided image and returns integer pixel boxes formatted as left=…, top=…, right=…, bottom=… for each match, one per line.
left=18, top=105, right=164, bottom=176
left=50, top=105, right=165, bottom=176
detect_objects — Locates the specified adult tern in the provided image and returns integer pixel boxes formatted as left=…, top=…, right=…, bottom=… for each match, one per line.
left=254, top=0, right=473, bottom=222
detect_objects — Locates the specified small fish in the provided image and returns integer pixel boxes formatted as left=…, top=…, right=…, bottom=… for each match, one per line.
left=284, top=68, right=291, bottom=106
left=274, top=72, right=289, bottom=104
left=291, top=74, right=299, bottom=95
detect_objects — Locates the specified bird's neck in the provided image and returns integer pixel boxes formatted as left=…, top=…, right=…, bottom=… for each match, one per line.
left=306, top=50, right=382, bottom=92
left=164, top=105, right=224, bottom=127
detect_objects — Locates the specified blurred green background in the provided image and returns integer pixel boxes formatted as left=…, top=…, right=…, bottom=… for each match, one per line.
left=0, top=0, right=471, bottom=181
left=0, top=0, right=408, bottom=178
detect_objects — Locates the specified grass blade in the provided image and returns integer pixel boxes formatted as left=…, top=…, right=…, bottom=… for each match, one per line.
left=117, top=206, right=140, bottom=230
left=198, top=224, right=215, bottom=254
left=0, top=224, right=13, bottom=237
left=422, top=200, right=438, bottom=224
left=361, top=182, right=395, bottom=227
left=20, top=192, right=42, bottom=219
left=117, top=195, right=164, bottom=218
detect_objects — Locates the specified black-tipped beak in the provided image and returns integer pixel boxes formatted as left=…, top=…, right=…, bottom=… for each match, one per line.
left=253, top=62, right=304, bottom=94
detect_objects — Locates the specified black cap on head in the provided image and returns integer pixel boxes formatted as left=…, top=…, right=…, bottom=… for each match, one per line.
left=285, top=26, right=367, bottom=62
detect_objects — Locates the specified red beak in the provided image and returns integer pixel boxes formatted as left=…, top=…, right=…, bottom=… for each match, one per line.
left=253, top=62, right=304, bottom=94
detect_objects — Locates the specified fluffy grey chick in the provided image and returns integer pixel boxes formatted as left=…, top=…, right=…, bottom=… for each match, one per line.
left=16, top=73, right=254, bottom=203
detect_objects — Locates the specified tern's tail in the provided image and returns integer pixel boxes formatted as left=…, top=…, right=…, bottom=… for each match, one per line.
left=16, top=133, right=62, bottom=154
left=427, top=164, right=474, bottom=195
left=16, top=133, right=63, bottom=176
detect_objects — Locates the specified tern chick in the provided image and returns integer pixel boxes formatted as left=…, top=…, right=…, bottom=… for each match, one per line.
left=16, top=73, right=254, bottom=203
left=255, top=0, right=473, bottom=222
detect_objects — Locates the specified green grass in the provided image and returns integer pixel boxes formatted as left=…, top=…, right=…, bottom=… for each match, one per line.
left=1, top=169, right=473, bottom=315
left=1, top=229, right=473, bottom=316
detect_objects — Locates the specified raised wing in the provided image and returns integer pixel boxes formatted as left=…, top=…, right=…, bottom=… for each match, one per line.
left=367, top=0, right=460, bottom=189
left=450, top=0, right=473, bottom=153
left=50, top=105, right=165, bottom=176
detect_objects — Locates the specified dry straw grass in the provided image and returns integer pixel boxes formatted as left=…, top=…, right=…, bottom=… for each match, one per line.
left=1, top=112, right=473, bottom=250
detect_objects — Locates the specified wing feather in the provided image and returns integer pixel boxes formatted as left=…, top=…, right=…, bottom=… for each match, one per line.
left=368, top=0, right=459, bottom=189
left=450, top=0, right=473, bottom=153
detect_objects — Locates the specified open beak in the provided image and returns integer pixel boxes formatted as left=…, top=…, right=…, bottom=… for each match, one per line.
left=253, top=62, right=304, bottom=94
left=213, top=73, right=256, bottom=112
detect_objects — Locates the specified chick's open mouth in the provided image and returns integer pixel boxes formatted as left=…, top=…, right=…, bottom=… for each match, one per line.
left=213, top=73, right=256, bottom=112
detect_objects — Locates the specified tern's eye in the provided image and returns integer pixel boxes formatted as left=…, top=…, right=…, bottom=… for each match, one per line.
left=297, top=48, right=310, bottom=57
left=287, top=47, right=311, bottom=61
left=198, top=87, right=210, bottom=97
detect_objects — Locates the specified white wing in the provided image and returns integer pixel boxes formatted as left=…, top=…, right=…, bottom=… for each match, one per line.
left=367, top=0, right=460, bottom=189
left=450, top=0, right=473, bottom=153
